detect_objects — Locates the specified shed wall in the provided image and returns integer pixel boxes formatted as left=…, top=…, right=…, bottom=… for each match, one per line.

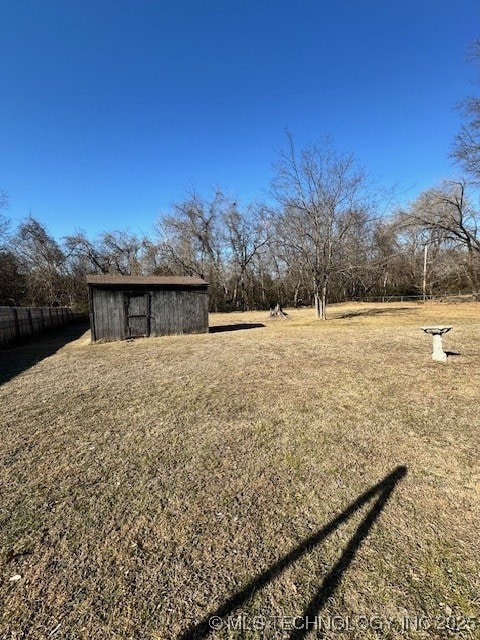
left=92, top=289, right=126, bottom=341
left=150, top=289, right=208, bottom=336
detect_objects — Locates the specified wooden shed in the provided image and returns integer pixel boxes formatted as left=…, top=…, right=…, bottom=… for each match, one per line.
left=86, top=275, right=209, bottom=342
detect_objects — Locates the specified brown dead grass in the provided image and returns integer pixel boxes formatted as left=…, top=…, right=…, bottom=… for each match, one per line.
left=0, top=302, right=479, bottom=639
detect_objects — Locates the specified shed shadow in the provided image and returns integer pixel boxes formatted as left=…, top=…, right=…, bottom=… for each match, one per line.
left=209, top=323, right=266, bottom=333
left=0, top=322, right=89, bottom=386
left=179, top=466, right=407, bottom=639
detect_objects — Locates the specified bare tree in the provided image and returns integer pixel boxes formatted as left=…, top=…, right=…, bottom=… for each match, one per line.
left=65, top=230, right=146, bottom=275
left=14, top=217, right=67, bottom=306
left=400, top=180, right=480, bottom=295
left=0, top=189, right=9, bottom=246
left=222, top=203, right=269, bottom=310
left=64, top=231, right=111, bottom=275
left=156, top=188, right=229, bottom=310
left=452, top=40, right=480, bottom=182
left=99, top=230, right=145, bottom=275
left=270, top=133, right=374, bottom=319
left=0, top=251, right=26, bottom=305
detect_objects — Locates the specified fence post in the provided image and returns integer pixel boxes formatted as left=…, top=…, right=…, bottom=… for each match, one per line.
left=27, top=308, right=34, bottom=336
left=13, top=307, right=20, bottom=339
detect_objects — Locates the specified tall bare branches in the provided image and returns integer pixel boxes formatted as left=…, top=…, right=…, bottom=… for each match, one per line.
left=452, top=40, right=480, bottom=182
left=399, top=180, right=480, bottom=294
left=270, top=133, right=375, bottom=319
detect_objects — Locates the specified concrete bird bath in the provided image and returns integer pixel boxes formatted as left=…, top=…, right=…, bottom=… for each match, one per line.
left=421, top=326, right=452, bottom=362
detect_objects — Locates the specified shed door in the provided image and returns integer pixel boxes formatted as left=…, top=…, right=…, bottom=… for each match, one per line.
left=125, top=292, right=150, bottom=338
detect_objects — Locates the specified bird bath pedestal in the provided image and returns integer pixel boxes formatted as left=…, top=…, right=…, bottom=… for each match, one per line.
left=421, top=326, right=452, bottom=362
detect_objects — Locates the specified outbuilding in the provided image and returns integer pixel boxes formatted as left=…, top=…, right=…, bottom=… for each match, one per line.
left=86, top=275, right=209, bottom=342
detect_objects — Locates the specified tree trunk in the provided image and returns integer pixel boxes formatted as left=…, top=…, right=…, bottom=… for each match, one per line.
left=314, top=278, right=328, bottom=320
left=320, top=293, right=327, bottom=320
left=314, top=292, right=322, bottom=319
left=466, top=244, right=479, bottom=296
left=269, top=303, right=287, bottom=317
left=293, top=281, right=302, bottom=307
left=260, top=272, right=267, bottom=305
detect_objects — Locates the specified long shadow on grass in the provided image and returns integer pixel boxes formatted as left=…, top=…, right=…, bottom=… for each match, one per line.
left=209, top=323, right=265, bottom=333
left=0, top=322, right=89, bottom=386
left=180, top=466, right=407, bottom=640
left=335, top=307, right=413, bottom=319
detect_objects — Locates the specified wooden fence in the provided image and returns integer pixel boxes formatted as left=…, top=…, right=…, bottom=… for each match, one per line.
left=352, top=292, right=479, bottom=303
left=0, top=306, right=74, bottom=347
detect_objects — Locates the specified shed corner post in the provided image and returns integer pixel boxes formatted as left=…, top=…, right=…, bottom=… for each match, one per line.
left=88, top=285, right=97, bottom=342
left=205, top=287, right=210, bottom=332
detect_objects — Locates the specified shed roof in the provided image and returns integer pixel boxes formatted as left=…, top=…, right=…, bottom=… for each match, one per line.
left=86, top=275, right=208, bottom=287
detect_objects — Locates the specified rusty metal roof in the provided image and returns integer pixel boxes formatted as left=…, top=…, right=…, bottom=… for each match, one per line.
left=86, top=275, right=208, bottom=287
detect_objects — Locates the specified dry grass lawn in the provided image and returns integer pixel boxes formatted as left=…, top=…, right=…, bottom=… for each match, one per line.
left=1, top=301, right=479, bottom=639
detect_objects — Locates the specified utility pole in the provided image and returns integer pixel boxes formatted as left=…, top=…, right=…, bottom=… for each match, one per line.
left=422, top=243, right=428, bottom=302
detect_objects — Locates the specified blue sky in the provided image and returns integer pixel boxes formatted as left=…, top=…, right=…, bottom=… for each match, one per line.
left=1, top=0, right=479, bottom=239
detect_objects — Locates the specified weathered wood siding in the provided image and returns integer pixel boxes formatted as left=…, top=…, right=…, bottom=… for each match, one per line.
left=90, top=285, right=208, bottom=342
left=91, top=289, right=126, bottom=342
left=150, top=288, right=208, bottom=336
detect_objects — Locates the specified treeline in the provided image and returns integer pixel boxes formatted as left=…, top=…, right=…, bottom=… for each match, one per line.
left=0, top=169, right=478, bottom=317
left=1, top=41, right=479, bottom=317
